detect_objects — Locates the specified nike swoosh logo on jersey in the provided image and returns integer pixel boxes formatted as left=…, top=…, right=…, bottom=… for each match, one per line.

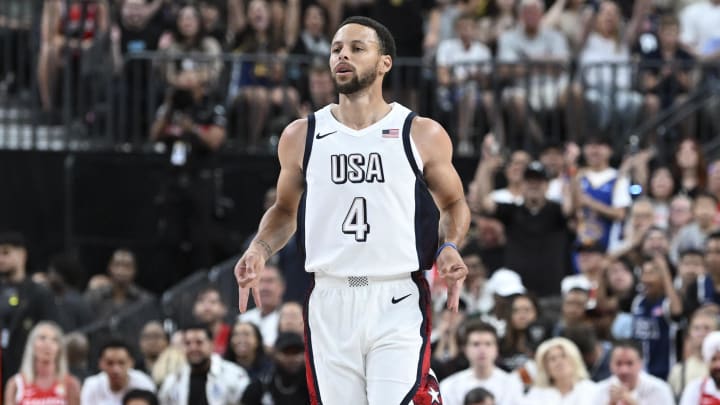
left=391, top=294, right=412, bottom=304
left=315, top=131, right=337, bottom=139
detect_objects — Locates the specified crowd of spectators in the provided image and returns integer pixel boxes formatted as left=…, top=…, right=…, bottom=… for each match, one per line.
left=3, top=0, right=720, bottom=404
left=2, top=0, right=719, bottom=156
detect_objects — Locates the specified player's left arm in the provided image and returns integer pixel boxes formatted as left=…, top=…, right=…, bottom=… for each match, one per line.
left=411, top=117, right=471, bottom=311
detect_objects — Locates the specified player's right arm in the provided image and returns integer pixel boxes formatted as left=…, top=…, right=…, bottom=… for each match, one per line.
left=235, top=118, right=307, bottom=312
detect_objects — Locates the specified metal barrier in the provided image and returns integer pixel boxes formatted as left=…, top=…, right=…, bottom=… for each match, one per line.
left=1, top=26, right=720, bottom=156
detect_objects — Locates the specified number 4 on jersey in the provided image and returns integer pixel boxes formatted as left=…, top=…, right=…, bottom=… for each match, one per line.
left=342, top=197, right=370, bottom=242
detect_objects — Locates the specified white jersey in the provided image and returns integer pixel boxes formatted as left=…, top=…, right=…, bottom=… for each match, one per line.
left=299, top=102, right=439, bottom=277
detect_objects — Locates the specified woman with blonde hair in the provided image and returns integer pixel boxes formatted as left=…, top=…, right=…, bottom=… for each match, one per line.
left=524, top=337, right=597, bottom=404
left=3, top=321, right=81, bottom=405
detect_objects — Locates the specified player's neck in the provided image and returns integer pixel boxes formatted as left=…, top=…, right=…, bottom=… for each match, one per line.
left=334, top=87, right=391, bottom=131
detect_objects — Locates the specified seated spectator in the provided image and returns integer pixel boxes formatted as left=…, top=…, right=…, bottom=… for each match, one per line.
left=298, top=63, right=336, bottom=116
left=84, top=249, right=154, bottom=322
left=640, top=14, right=694, bottom=113
left=0, top=231, right=59, bottom=387
left=481, top=268, right=527, bottom=338
left=679, top=0, right=720, bottom=60
left=137, top=321, right=169, bottom=376
left=238, top=264, right=285, bottom=347
left=631, top=255, right=682, bottom=379
left=669, top=308, right=719, bottom=398
left=65, top=332, right=90, bottom=381
left=572, top=134, right=631, bottom=252
left=609, top=198, right=656, bottom=256
left=464, top=387, right=496, bottom=405
left=561, top=324, right=612, bottom=382
left=592, top=340, right=675, bottom=405
left=224, top=321, right=273, bottom=380
left=669, top=194, right=695, bottom=240
left=198, top=0, right=226, bottom=44
left=577, top=0, right=657, bottom=135
left=671, top=193, right=718, bottom=263
left=81, top=340, right=156, bottom=405
left=277, top=301, right=304, bottom=335
left=679, top=331, right=720, bottom=405
left=499, top=294, right=549, bottom=372
left=676, top=248, right=707, bottom=297
left=553, top=283, right=591, bottom=336
left=498, top=0, right=571, bottom=151
left=227, top=0, right=299, bottom=150
left=161, top=4, right=222, bottom=92
left=123, top=389, right=159, bottom=405
left=241, top=332, right=310, bottom=404
left=604, top=256, right=638, bottom=314
left=440, top=321, right=524, bottom=405
left=646, top=166, right=676, bottom=229
left=159, top=323, right=249, bottom=405
left=459, top=251, right=492, bottom=315
left=192, top=285, right=231, bottom=354
left=524, top=337, right=597, bottom=404
left=3, top=322, right=81, bottom=405
left=684, top=231, right=720, bottom=315
left=37, top=0, right=110, bottom=115
left=435, top=13, right=494, bottom=156
left=289, top=3, right=330, bottom=60
left=44, top=253, right=93, bottom=332
left=672, top=137, right=708, bottom=198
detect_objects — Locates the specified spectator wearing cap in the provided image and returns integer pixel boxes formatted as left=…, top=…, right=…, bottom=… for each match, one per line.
left=630, top=255, right=682, bottom=379
left=680, top=330, right=720, bottom=404
left=572, top=134, right=632, bottom=253
left=0, top=231, right=59, bottom=388
left=158, top=323, right=249, bottom=405
left=552, top=280, right=591, bottom=336
left=241, top=332, right=309, bottom=405
left=481, top=268, right=527, bottom=338
left=440, top=321, right=524, bottom=405
left=472, top=147, right=574, bottom=301
left=684, top=232, right=720, bottom=316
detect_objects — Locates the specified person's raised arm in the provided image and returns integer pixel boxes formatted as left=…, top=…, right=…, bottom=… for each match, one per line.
left=467, top=134, right=503, bottom=214
left=411, top=117, right=471, bottom=311
left=234, top=118, right=307, bottom=312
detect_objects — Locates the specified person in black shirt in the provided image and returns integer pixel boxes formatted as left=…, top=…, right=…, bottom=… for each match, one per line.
left=241, top=332, right=310, bottom=405
left=0, top=232, right=58, bottom=391
left=473, top=151, right=575, bottom=298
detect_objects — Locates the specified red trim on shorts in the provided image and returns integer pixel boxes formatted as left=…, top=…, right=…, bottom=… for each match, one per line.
left=303, top=276, right=322, bottom=405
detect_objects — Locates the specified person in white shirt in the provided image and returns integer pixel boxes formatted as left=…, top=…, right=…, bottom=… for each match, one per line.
left=435, top=13, right=493, bottom=156
left=525, top=337, right=597, bottom=404
left=237, top=264, right=285, bottom=347
left=680, top=0, right=720, bottom=58
left=81, top=340, right=156, bottom=405
left=158, top=323, right=249, bottom=405
left=440, top=321, right=524, bottom=405
left=592, top=340, right=675, bottom=405
left=679, top=331, right=720, bottom=405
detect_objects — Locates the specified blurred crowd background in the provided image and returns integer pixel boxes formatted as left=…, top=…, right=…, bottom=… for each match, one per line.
left=3, top=0, right=720, bottom=404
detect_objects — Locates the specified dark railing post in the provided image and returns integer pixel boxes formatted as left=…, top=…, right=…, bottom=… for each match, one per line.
left=63, top=153, right=75, bottom=252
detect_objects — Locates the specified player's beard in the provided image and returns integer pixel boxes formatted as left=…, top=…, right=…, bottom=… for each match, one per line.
left=335, top=66, right=377, bottom=95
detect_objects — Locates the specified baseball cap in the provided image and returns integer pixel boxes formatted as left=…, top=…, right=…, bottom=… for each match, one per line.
left=524, top=161, right=549, bottom=181
left=0, top=231, right=26, bottom=248
left=561, top=275, right=592, bottom=296
left=274, top=332, right=304, bottom=353
left=486, top=268, right=526, bottom=297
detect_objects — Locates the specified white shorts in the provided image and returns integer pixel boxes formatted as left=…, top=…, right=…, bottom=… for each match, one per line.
left=303, top=272, right=441, bottom=405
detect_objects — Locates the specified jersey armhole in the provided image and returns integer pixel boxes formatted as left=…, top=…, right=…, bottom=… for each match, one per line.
left=401, top=112, right=422, bottom=178
left=302, top=113, right=316, bottom=175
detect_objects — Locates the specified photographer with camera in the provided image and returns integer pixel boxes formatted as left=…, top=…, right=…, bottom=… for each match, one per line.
left=150, top=69, right=226, bottom=280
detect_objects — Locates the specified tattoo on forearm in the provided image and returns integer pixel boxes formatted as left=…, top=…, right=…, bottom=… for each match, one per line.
left=255, top=239, right=273, bottom=258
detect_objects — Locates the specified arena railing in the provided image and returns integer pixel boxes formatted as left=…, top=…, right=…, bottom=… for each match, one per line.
left=1, top=46, right=719, bottom=156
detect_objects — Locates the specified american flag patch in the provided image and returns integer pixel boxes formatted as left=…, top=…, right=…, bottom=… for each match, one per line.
left=382, top=128, right=399, bottom=138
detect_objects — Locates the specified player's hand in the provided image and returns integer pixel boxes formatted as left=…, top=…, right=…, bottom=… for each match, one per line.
left=436, top=247, right=468, bottom=312
left=234, top=246, right=267, bottom=313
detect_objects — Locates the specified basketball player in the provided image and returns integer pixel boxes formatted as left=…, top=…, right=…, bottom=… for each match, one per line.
left=235, top=16, right=470, bottom=405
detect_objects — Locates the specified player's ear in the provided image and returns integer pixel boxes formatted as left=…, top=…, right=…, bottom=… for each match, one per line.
left=379, top=55, right=392, bottom=75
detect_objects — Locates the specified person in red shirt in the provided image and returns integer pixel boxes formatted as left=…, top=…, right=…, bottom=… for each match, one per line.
left=192, top=286, right=230, bottom=355
left=3, top=321, right=81, bottom=405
